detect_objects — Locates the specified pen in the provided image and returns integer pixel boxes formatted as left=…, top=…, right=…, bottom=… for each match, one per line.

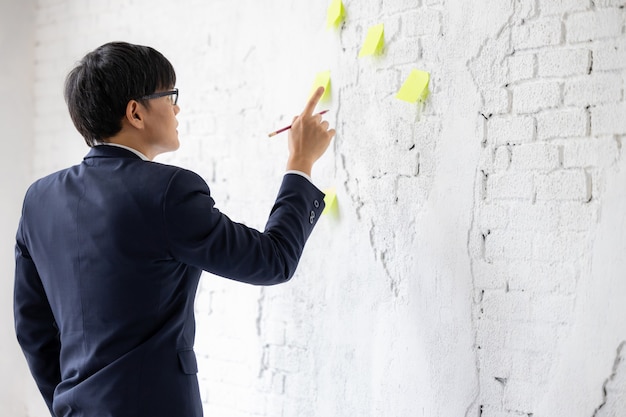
left=268, top=110, right=329, bottom=137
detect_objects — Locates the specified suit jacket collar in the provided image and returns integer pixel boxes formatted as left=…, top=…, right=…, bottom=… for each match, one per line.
left=84, top=145, right=143, bottom=161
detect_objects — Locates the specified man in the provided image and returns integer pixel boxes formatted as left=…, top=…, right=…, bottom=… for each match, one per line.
left=14, top=41, right=334, bottom=417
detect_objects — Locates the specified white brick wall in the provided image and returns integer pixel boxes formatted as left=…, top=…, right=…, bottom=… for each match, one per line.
left=563, top=72, right=622, bottom=106
left=535, top=47, right=590, bottom=77
left=591, top=102, right=626, bottom=135
left=512, top=17, right=563, bottom=49
left=512, top=80, right=562, bottom=113
left=488, top=115, right=536, bottom=145
left=539, top=0, right=591, bottom=16
left=7, top=0, right=625, bottom=417
left=566, top=9, right=625, bottom=43
left=509, top=143, right=560, bottom=170
left=470, top=2, right=626, bottom=417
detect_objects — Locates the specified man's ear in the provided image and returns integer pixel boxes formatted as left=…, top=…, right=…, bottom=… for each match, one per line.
left=125, top=100, right=145, bottom=129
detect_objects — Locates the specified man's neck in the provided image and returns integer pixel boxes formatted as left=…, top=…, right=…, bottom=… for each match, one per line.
left=99, top=142, right=150, bottom=161
left=101, top=130, right=156, bottom=160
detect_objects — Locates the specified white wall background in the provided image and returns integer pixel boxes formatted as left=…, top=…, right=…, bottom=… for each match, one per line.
left=0, top=0, right=45, bottom=416
left=1, top=0, right=625, bottom=416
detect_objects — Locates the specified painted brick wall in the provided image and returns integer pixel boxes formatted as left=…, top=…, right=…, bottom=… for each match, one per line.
left=10, top=0, right=626, bottom=416
left=468, top=1, right=626, bottom=416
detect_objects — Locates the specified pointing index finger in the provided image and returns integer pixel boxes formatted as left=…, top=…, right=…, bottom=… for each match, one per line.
left=303, top=86, right=324, bottom=116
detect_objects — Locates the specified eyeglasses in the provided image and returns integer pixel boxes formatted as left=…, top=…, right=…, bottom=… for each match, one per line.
left=139, top=88, right=178, bottom=105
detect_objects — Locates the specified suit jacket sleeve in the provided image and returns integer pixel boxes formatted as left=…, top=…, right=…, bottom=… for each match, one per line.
left=163, top=171, right=325, bottom=285
left=14, top=215, right=61, bottom=414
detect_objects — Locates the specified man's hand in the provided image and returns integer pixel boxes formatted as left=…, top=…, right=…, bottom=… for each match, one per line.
left=286, top=87, right=336, bottom=177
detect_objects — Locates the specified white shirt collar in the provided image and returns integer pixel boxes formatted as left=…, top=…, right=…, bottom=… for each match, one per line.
left=98, top=143, right=150, bottom=161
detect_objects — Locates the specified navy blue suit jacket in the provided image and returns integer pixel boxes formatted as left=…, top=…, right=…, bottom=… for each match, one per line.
left=14, top=145, right=325, bottom=417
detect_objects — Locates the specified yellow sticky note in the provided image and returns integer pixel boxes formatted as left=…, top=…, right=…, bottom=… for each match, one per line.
left=326, top=0, right=345, bottom=29
left=310, top=71, right=331, bottom=102
left=322, top=188, right=338, bottom=216
left=359, top=24, right=385, bottom=57
left=396, top=70, right=430, bottom=103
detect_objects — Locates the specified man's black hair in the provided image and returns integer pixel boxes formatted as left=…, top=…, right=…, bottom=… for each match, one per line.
left=64, top=41, right=176, bottom=147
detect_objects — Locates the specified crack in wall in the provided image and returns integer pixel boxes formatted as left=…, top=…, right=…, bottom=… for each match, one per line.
left=591, top=341, right=626, bottom=417
left=464, top=136, right=487, bottom=417
left=464, top=0, right=532, bottom=414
